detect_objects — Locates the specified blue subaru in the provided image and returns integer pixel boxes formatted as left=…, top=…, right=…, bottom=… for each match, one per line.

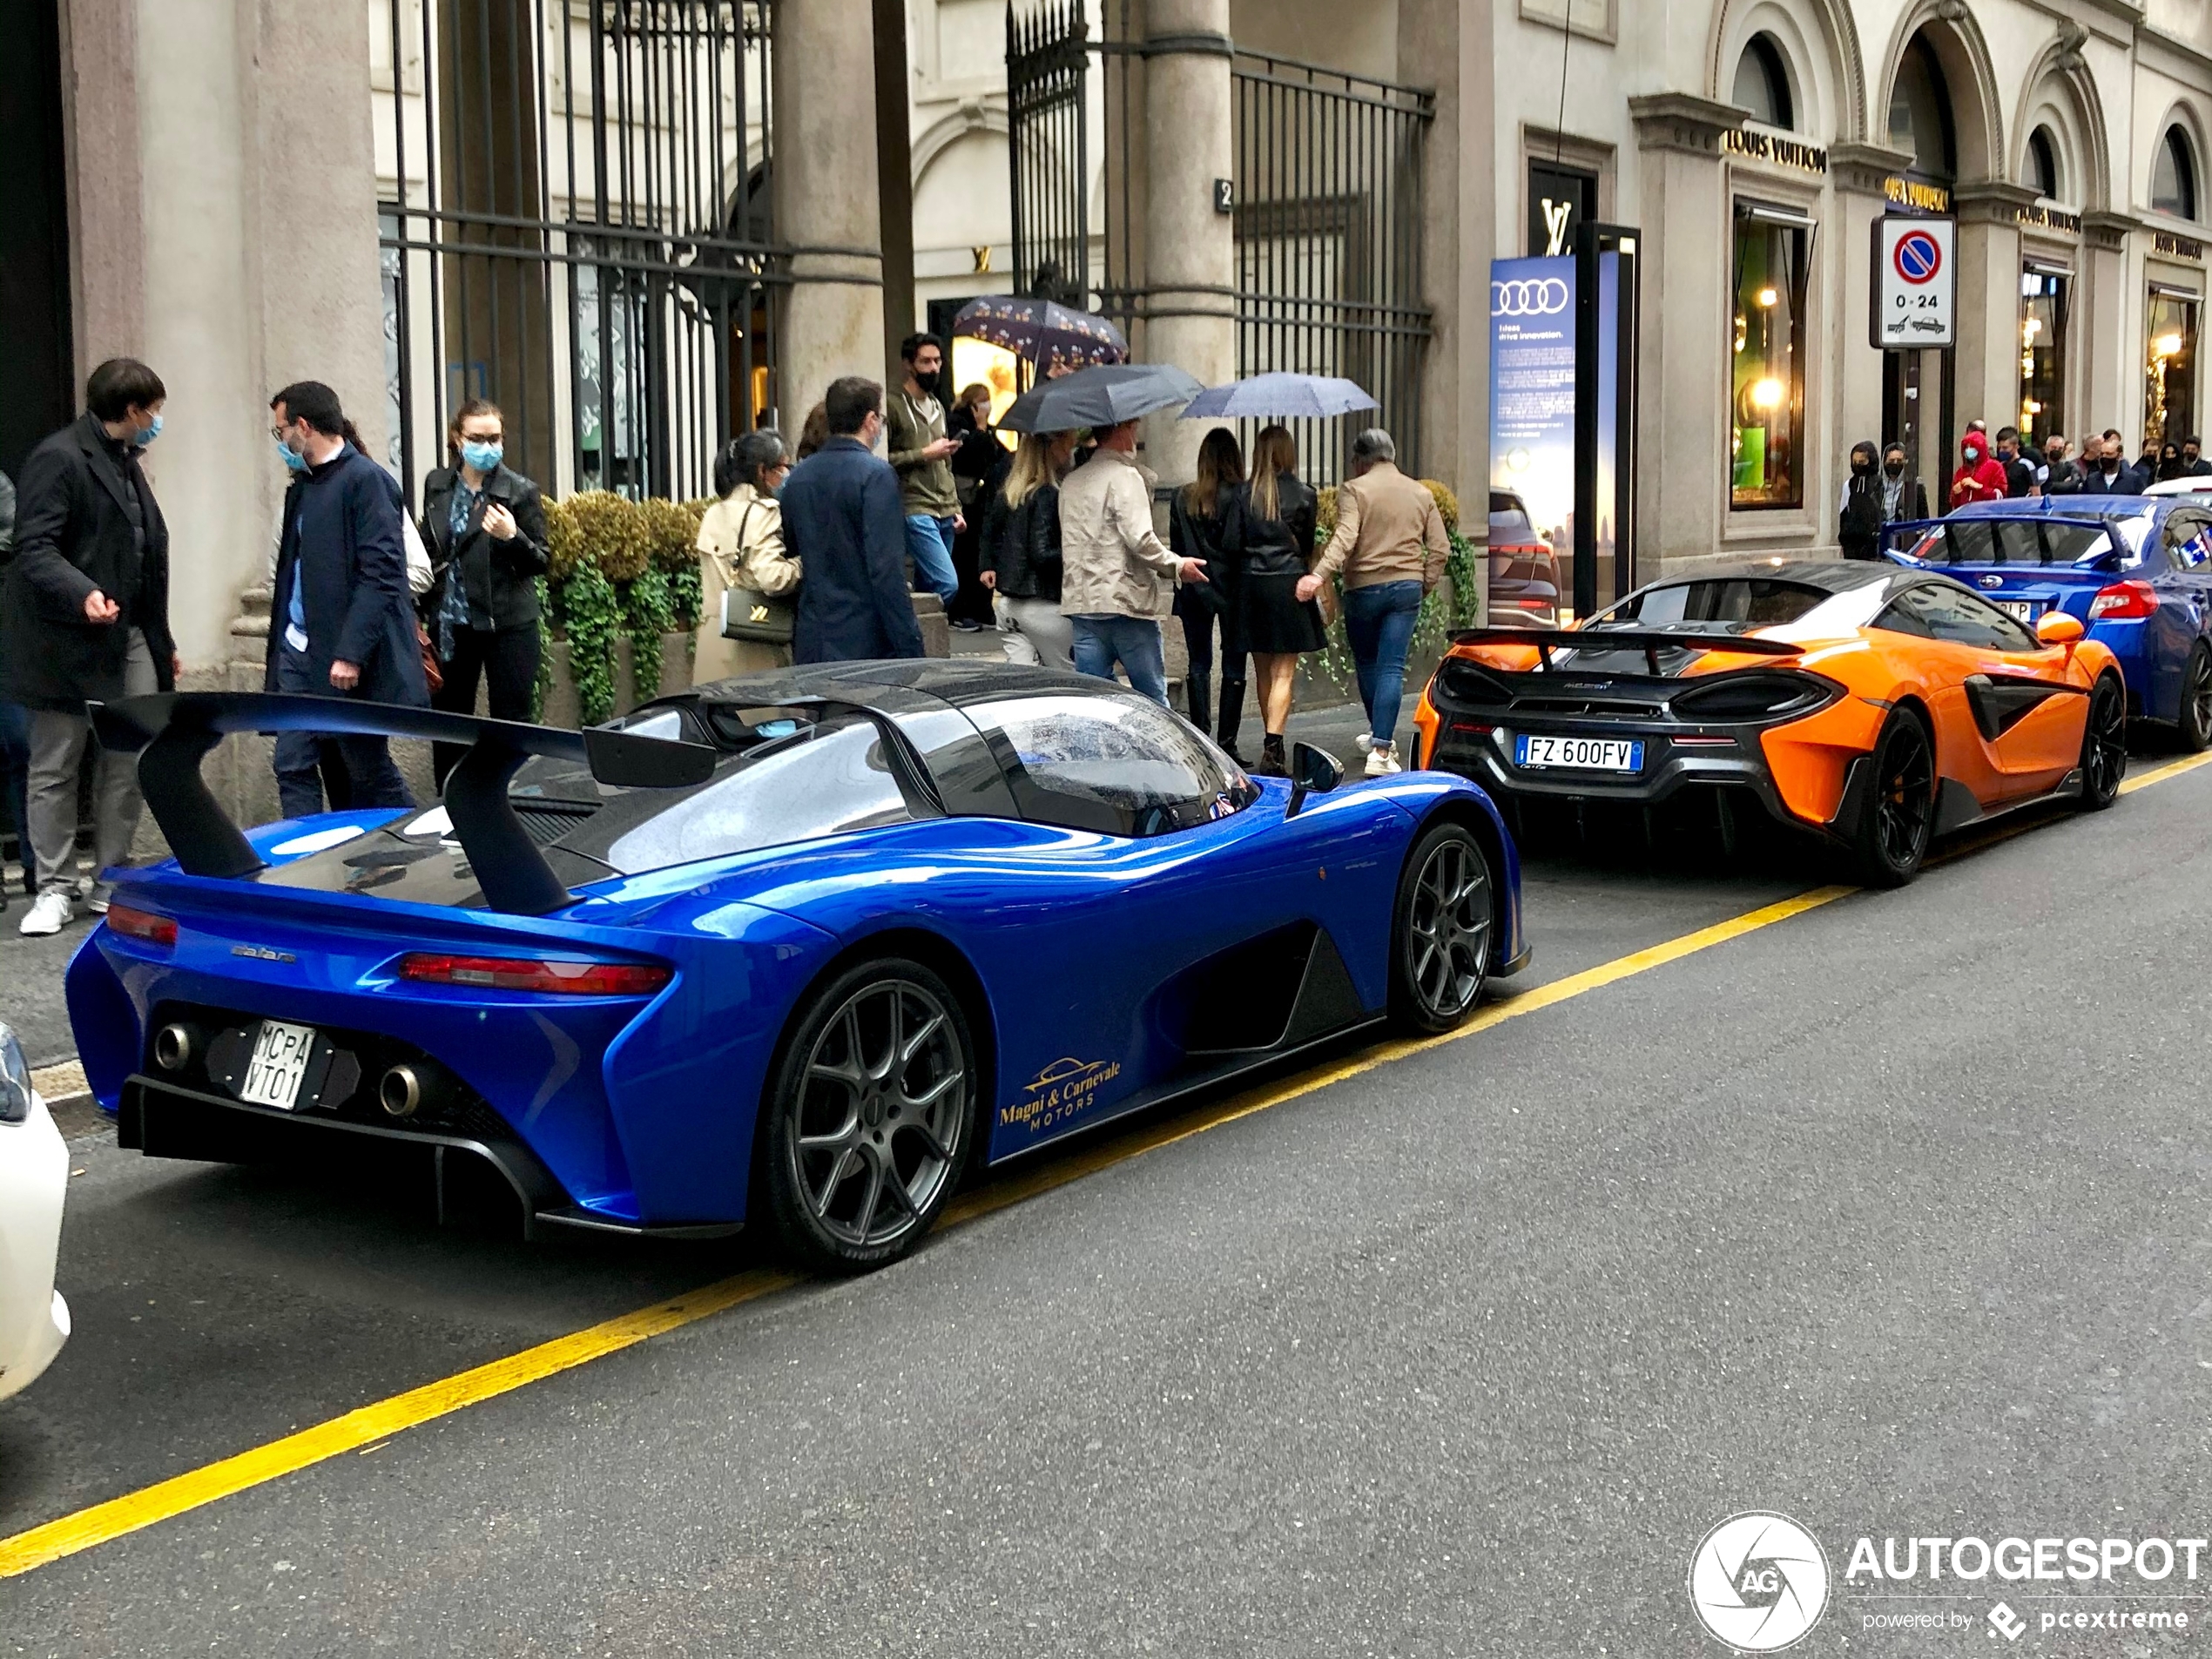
left=1886, top=493, right=2212, bottom=747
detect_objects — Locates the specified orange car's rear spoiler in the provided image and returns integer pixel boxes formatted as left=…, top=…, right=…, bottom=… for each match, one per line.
left=1449, top=628, right=1804, bottom=677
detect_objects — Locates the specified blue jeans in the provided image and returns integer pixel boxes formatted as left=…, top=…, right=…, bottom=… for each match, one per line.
left=1342, top=580, right=1425, bottom=746
left=903, top=514, right=961, bottom=606
left=273, top=647, right=414, bottom=819
left=1069, top=615, right=1170, bottom=707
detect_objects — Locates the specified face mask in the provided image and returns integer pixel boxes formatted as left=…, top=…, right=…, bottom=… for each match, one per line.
left=1885, top=459, right=1905, bottom=478
left=1963, top=445, right=1983, bottom=463
left=460, top=440, right=503, bottom=473
left=134, top=414, right=163, bottom=448
left=2047, top=450, right=2065, bottom=464
left=1851, top=455, right=1873, bottom=475
left=276, top=434, right=310, bottom=474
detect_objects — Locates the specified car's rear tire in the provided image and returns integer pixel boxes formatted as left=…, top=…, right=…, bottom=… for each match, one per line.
left=2079, top=672, right=2128, bottom=810
left=2176, top=644, right=2212, bottom=752
left=1388, top=821, right=1493, bottom=1035
left=1851, top=709, right=1935, bottom=887
left=761, top=956, right=977, bottom=1275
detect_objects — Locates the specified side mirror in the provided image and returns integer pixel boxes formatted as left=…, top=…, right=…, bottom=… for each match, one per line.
left=1285, top=742, right=1343, bottom=818
left=2035, top=610, right=2086, bottom=647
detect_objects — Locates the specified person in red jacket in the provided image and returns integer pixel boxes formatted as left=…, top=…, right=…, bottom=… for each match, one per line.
left=1948, top=432, right=2008, bottom=509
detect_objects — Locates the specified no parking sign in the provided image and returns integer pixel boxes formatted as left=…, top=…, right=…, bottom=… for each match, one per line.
left=1871, top=216, right=1956, bottom=348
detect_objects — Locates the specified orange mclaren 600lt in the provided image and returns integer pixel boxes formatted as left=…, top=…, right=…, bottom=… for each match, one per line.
left=1412, top=560, right=2128, bottom=885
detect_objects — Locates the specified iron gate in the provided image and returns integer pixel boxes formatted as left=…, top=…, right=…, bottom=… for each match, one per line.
left=375, top=0, right=788, bottom=504
left=1004, top=1, right=1430, bottom=484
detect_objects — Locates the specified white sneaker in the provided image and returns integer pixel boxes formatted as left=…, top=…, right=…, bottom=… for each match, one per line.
left=19, top=891, right=72, bottom=937
left=1353, top=732, right=1374, bottom=752
left=1365, top=742, right=1403, bottom=777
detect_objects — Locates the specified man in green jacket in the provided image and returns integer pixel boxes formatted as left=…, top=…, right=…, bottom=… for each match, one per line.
left=885, top=333, right=964, bottom=614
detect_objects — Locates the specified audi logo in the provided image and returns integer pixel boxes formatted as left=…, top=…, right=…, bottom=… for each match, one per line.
left=1491, top=277, right=1571, bottom=317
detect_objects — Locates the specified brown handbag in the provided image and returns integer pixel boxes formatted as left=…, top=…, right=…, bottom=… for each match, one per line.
left=417, top=624, right=444, bottom=695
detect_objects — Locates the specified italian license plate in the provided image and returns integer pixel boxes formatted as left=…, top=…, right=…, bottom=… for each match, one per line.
left=1995, top=600, right=2038, bottom=623
left=239, top=1020, right=315, bottom=1110
left=1515, top=734, right=1643, bottom=772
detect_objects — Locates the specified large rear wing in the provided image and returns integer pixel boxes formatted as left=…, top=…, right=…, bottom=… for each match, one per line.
left=1448, top=627, right=1803, bottom=676
left=91, top=693, right=718, bottom=916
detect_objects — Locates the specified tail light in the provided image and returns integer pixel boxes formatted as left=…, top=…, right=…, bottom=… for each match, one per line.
left=395, top=954, right=671, bottom=996
left=2087, top=580, right=2158, bottom=620
left=107, top=903, right=177, bottom=947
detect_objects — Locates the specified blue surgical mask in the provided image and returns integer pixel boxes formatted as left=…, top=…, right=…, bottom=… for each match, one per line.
left=134, top=414, right=163, bottom=448
left=460, top=440, right=503, bottom=474
left=276, top=435, right=310, bottom=474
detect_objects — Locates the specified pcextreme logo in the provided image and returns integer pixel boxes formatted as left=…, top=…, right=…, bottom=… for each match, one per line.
left=1689, top=1512, right=1831, bottom=1652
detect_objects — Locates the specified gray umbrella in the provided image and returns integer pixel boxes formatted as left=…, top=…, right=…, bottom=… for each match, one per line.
left=1179, top=373, right=1379, bottom=421
left=997, top=362, right=1206, bottom=434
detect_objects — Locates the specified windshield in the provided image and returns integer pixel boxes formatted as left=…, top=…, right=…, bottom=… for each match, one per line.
left=1889, top=514, right=2145, bottom=570
left=1605, top=578, right=1831, bottom=627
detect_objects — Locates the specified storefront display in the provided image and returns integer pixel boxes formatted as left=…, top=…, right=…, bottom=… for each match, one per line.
left=2145, top=285, right=2200, bottom=450
left=2018, top=266, right=2068, bottom=448
left=1730, top=203, right=1810, bottom=509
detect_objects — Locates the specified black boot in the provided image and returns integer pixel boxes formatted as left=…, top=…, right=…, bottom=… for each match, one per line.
left=1216, top=676, right=1248, bottom=761
left=1185, top=666, right=1213, bottom=737
left=1257, top=732, right=1288, bottom=777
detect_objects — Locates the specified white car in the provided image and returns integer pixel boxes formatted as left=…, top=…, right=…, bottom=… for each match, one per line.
left=2143, top=475, right=2212, bottom=496
left=0, top=1024, right=70, bottom=1402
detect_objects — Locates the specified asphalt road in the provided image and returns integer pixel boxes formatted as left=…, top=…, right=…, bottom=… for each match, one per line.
left=4, top=735, right=2211, bottom=1654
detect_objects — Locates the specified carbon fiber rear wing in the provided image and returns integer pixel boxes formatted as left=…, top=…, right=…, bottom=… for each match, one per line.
left=1448, top=627, right=1804, bottom=676
left=91, top=693, right=718, bottom=916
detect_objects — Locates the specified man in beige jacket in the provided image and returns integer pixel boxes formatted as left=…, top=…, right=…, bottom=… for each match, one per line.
left=1057, top=418, right=1207, bottom=706
left=1297, top=427, right=1448, bottom=774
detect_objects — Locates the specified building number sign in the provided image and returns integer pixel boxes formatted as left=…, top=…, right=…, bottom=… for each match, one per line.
left=1871, top=216, right=1955, bottom=349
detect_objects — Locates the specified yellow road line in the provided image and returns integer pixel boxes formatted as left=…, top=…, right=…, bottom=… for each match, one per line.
left=14, top=744, right=2212, bottom=1579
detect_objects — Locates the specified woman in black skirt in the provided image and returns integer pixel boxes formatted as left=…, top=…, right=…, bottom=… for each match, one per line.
left=1170, top=426, right=1246, bottom=759
left=1225, top=424, right=1324, bottom=776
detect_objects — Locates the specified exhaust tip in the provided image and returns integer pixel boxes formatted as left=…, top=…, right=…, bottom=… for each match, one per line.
left=152, top=1022, right=198, bottom=1073
left=379, top=1064, right=423, bottom=1119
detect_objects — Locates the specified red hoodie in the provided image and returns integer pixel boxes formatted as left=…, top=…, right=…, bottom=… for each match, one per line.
left=1949, top=447, right=2008, bottom=506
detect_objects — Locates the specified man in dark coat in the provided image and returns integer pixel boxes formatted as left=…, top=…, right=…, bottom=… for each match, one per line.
left=1, top=358, right=179, bottom=934
left=784, top=375, right=925, bottom=664
left=266, top=381, right=428, bottom=819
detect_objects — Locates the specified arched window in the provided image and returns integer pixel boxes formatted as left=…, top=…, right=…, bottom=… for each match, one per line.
left=1731, top=35, right=1795, bottom=132
left=2154, top=125, right=2199, bottom=221
left=1886, top=32, right=1957, bottom=180
left=2027, top=126, right=2061, bottom=201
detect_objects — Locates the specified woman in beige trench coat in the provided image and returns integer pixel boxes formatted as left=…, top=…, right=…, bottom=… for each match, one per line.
left=693, top=429, right=799, bottom=683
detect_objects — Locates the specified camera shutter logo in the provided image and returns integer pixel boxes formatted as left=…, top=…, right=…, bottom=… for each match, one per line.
left=1491, top=278, right=1571, bottom=318
left=1688, top=1513, right=1830, bottom=1652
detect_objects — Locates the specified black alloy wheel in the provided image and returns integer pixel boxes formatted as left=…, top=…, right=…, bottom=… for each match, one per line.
left=1852, top=710, right=1935, bottom=887
left=2178, top=644, right=2212, bottom=752
left=1389, top=822, right=1494, bottom=1035
left=2079, top=673, right=2128, bottom=810
left=762, top=958, right=976, bottom=1274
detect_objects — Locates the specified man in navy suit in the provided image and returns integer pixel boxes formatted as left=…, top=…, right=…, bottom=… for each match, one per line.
left=782, top=376, right=924, bottom=664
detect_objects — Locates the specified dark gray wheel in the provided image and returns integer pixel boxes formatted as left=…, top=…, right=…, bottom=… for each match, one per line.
left=1389, top=822, right=1493, bottom=1035
left=2178, top=644, right=2212, bottom=752
left=762, top=958, right=974, bottom=1274
left=2080, top=672, right=2128, bottom=809
left=1851, top=709, right=1934, bottom=887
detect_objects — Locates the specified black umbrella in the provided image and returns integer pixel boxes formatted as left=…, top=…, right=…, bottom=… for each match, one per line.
left=997, top=363, right=1206, bottom=434
left=950, top=296, right=1129, bottom=373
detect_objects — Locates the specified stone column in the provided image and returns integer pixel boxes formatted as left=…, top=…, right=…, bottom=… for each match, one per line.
left=1829, top=143, right=1914, bottom=459
left=773, top=0, right=886, bottom=434
left=1138, top=0, right=1236, bottom=487
left=1952, top=181, right=2040, bottom=439
left=59, top=0, right=145, bottom=374
left=2079, top=212, right=2140, bottom=441
left=1628, top=94, right=1743, bottom=577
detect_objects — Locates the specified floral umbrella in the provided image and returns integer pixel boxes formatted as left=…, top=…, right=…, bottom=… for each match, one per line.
left=951, top=296, right=1129, bottom=374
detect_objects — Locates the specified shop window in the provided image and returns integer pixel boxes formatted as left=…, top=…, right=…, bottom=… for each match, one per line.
left=1886, top=34, right=1957, bottom=181
left=2154, top=125, right=2199, bottom=221
left=2019, top=267, right=2068, bottom=448
left=2027, top=128, right=2061, bottom=201
left=1731, top=35, right=1794, bottom=132
left=2146, top=288, right=2200, bottom=450
left=1730, top=205, right=1809, bottom=509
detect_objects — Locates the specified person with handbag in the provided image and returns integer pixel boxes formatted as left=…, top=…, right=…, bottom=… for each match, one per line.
left=418, top=398, right=548, bottom=789
left=1170, top=427, right=1246, bottom=759
left=1224, top=425, right=1322, bottom=776
left=695, top=429, right=798, bottom=681
left=980, top=429, right=1077, bottom=670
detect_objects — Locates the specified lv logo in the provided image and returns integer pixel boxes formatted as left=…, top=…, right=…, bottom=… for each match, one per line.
left=749, top=604, right=768, bottom=623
